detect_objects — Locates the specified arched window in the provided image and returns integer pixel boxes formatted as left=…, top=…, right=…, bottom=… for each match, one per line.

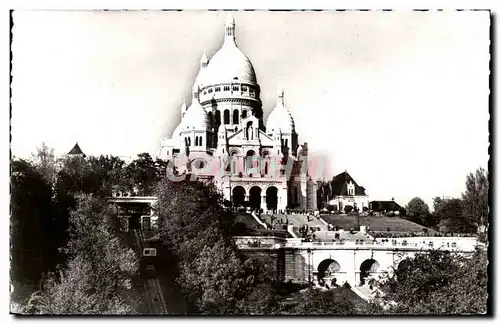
left=241, top=110, right=248, bottom=119
left=241, top=85, right=248, bottom=92
left=232, top=85, right=240, bottom=91
left=215, top=87, right=221, bottom=92
left=195, top=136, right=199, bottom=146
left=224, top=85, right=230, bottom=91
left=224, top=109, right=230, bottom=125
left=207, top=112, right=213, bottom=126
left=284, top=139, right=288, bottom=147
left=233, top=109, right=239, bottom=124
left=246, top=122, right=254, bottom=140
left=199, top=136, right=203, bottom=146
left=215, top=110, right=221, bottom=125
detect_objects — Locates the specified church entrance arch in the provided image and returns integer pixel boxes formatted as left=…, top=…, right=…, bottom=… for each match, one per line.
left=266, top=186, right=278, bottom=211
left=359, top=259, right=380, bottom=286
left=232, top=186, right=246, bottom=208
left=249, top=186, right=262, bottom=211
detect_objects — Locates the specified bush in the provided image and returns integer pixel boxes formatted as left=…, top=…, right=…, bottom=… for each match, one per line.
left=342, top=281, right=351, bottom=289
left=344, top=205, right=354, bottom=214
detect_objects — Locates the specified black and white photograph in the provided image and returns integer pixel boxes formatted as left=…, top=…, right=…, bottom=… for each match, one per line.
left=9, top=9, right=490, bottom=316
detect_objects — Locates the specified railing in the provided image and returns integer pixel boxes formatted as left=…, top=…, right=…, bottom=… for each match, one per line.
left=234, top=235, right=481, bottom=251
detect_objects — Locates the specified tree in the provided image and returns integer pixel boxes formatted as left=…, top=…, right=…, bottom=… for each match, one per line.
left=405, top=197, right=431, bottom=226
left=30, top=142, right=57, bottom=186
left=87, top=155, right=126, bottom=197
left=434, top=198, right=475, bottom=233
left=10, top=159, right=55, bottom=301
left=126, top=153, right=158, bottom=195
left=462, top=167, right=489, bottom=232
left=154, top=178, right=276, bottom=314
left=374, top=250, right=487, bottom=315
left=25, top=195, right=139, bottom=315
left=178, top=240, right=246, bottom=314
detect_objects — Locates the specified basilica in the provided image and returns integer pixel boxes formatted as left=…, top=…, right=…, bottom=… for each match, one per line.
left=158, top=14, right=317, bottom=213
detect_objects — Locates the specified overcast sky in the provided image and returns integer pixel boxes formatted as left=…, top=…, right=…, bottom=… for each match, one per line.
left=11, top=10, right=489, bottom=207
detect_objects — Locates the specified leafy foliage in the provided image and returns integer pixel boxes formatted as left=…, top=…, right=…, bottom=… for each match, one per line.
left=30, top=142, right=57, bottom=185
left=405, top=197, right=431, bottom=227
left=434, top=198, right=476, bottom=233
left=373, top=250, right=488, bottom=315
left=10, top=159, right=55, bottom=295
left=273, top=288, right=366, bottom=315
left=25, top=195, right=139, bottom=315
left=154, top=178, right=276, bottom=314
left=462, top=167, right=489, bottom=231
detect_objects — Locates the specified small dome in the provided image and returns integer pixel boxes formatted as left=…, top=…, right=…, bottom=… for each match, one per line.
left=266, top=88, right=295, bottom=134
left=172, top=121, right=184, bottom=139
left=183, top=97, right=210, bottom=130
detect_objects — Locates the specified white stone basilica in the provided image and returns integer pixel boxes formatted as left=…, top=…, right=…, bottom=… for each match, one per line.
left=158, top=14, right=317, bottom=213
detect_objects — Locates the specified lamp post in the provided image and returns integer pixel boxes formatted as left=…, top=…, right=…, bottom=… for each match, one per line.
left=307, top=248, right=312, bottom=288
left=355, top=203, right=360, bottom=231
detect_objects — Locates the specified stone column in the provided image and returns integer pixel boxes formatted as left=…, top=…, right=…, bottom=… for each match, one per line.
left=261, top=195, right=267, bottom=213
left=279, top=188, right=288, bottom=212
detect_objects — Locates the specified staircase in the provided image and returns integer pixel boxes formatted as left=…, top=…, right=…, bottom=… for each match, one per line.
left=351, top=285, right=384, bottom=302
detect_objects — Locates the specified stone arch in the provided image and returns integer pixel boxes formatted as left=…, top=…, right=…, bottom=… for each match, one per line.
left=223, top=109, right=230, bottom=125
left=266, top=186, right=278, bottom=211
left=228, top=148, right=240, bottom=156
left=359, top=259, right=380, bottom=285
left=232, top=186, right=246, bottom=208
left=394, top=257, right=413, bottom=282
left=249, top=186, right=262, bottom=211
left=232, top=109, right=239, bottom=124
left=317, top=259, right=341, bottom=285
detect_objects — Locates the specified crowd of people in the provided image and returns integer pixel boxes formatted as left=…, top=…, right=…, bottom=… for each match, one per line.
left=371, top=231, right=476, bottom=239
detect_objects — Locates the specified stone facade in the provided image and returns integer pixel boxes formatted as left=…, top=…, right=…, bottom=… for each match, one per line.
left=236, top=236, right=482, bottom=287
left=157, top=14, right=317, bottom=212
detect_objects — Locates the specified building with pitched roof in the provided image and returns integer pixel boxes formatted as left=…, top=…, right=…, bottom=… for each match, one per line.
left=318, top=171, right=369, bottom=212
left=67, top=142, right=86, bottom=158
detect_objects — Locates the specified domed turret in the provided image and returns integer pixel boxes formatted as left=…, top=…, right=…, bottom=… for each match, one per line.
left=180, top=98, right=187, bottom=117
left=200, top=50, right=209, bottom=68
left=183, top=89, right=210, bottom=130
left=266, top=87, right=296, bottom=134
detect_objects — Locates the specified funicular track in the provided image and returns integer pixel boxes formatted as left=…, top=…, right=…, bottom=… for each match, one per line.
left=132, top=228, right=167, bottom=314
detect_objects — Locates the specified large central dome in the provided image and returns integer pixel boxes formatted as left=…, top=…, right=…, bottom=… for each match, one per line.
left=201, top=43, right=257, bottom=86
left=198, top=13, right=257, bottom=88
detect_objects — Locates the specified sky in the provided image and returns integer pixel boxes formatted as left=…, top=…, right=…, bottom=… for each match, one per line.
left=10, top=10, right=490, bottom=207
